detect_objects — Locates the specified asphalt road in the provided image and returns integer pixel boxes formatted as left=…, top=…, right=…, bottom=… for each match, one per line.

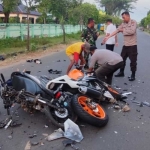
left=0, top=30, right=150, bottom=150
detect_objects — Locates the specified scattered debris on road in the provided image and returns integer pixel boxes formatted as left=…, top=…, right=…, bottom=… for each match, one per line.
left=122, top=105, right=130, bottom=112
left=0, top=55, right=5, bottom=61
left=48, top=69, right=62, bottom=74
left=62, top=139, right=79, bottom=150
left=114, top=131, right=118, bottom=134
left=24, top=141, right=31, bottom=150
left=47, top=128, right=64, bottom=141
left=26, top=59, right=42, bottom=64
left=122, top=92, right=132, bottom=97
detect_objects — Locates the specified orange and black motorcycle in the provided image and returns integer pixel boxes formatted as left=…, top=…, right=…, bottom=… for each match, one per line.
left=46, top=66, right=125, bottom=127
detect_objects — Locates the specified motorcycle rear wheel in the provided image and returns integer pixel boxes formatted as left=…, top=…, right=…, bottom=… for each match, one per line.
left=72, top=94, right=109, bottom=127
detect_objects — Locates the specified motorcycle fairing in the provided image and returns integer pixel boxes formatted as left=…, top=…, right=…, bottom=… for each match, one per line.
left=46, top=75, right=79, bottom=89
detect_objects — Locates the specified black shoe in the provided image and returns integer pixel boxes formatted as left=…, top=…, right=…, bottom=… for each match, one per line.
left=115, top=72, right=124, bottom=77
left=129, top=76, right=135, bottom=81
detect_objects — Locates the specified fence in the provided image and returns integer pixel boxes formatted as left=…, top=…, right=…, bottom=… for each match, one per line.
left=0, top=24, right=81, bottom=40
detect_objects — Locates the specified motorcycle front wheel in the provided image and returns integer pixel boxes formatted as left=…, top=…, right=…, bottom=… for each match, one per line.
left=44, top=105, right=77, bottom=129
left=72, top=94, right=109, bottom=127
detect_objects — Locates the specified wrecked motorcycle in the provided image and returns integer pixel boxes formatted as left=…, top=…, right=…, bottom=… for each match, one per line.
left=46, top=67, right=122, bottom=127
left=0, top=72, right=77, bottom=128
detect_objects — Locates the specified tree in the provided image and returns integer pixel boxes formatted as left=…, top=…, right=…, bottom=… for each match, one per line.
left=69, top=3, right=99, bottom=30
left=22, top=0, right=38, bottom=50
left=47, top=0, right=82, bottom=43
left=1, top=0, right=20, bottom=23
left=95, top=0, right=138, bottom=16
left=37, top=0, right=51, bottom=24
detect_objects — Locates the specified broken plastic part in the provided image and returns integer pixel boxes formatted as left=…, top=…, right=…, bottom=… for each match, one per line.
left=64, top=119, right=83, bottom=143
left=47, top=128, right=64, bottom=141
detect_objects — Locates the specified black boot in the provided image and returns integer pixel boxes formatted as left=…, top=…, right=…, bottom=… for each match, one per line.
left=129, top=71, right=135, bottom=81
left=115, top=69, right=124, bottom=77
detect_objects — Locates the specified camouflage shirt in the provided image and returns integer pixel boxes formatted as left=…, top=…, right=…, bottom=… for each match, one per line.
left=81, top=27, right=99, bottom=46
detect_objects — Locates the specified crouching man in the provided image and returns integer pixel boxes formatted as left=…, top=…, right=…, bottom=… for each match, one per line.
left=87, top=47, right=124, bottom=85
left=66, top=42, right=90, bottom=74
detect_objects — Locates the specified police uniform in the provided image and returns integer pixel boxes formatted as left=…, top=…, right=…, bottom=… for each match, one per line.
left=116, top=19, right=138, bottom=80
left=81, top=27, right=99, bottom=68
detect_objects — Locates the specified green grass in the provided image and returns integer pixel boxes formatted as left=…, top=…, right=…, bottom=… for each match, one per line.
left=0, top=32, right=81, bottom=55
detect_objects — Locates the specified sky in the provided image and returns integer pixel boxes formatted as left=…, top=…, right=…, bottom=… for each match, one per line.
left=84, top=0, right=150, bottom=22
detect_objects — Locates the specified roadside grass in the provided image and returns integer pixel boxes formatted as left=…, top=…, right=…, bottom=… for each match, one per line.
left=0, top=32, right=81, bottom=55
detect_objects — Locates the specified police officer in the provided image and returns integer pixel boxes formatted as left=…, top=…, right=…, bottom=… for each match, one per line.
left=103, top=11, right=138, bottom=81
left=81, top=18, right=99, bottom=69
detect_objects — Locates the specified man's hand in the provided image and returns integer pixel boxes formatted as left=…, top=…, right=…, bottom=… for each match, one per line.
left=96, top=32, right=100, bottom=37
left=118, top=28, right=123, bottom=32
left=102, top=36, right=109, bottom=44
left=115, top=42, right=119, bottom=47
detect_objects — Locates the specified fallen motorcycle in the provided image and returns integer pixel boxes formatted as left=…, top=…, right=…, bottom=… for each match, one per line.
left=0, top=72, right=77, bottom=128
left=46, top=66, right=125, bottom=127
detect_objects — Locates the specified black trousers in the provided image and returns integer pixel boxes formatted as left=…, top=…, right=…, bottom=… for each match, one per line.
left=106, top=44, right=115, bottom=51
left=120, top=45, right=138, bottom=72
left=95, top=62, right=124, bottom=85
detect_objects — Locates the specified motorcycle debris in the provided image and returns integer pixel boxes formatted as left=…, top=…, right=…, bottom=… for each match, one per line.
left=114, top=131, right=118, bottom=134
left=34, top=59, right=42, bottom=64
left=26, top=59, right=33, bottom=63
left=48, top=69, right=62, bottom=74
left=124, top=83, right=128, bottom=85
left=143, top=101, right=150, bottom=107
left=122, top=92, right=132, bottom=97
left=109, top=99, right=117, bottom=104
left=57, top=60, right=61, bottom=62
left=44, top=125, right=49, bottom=128
left=24, top=141, right=31, bottom=150
left=136, top=109, right=140, bottom=112
left=62, top=139, right=75, bottom=147
left=28, top=134, right=37, bottom=138
left=8, top=135, right=13, bottom=139
left=123, top=89, right=128, bottom=91
left=71, top=144, right=79, bottom=150
left=47, top=128, right=64, bottom=141
left=114, top=105, right=121, bottom=110
left=64, top=119, right=83, bottom=143
left=122, top=105, right=130, bottom=112
left=0, top=55, right=5, bottom=61
left=31, top=141, right=39, bottom=146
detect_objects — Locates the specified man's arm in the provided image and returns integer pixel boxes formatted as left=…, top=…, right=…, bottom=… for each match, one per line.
left=81, top=29, right=87, bottom=42
left=66, top=60, right=74, bottom=75
left=123, top=21, right=137, bottom=35
left=87, top=54, right=97, bottom=72
left=115, top=35, right=118, bottom=46
left=103, top=24, right=123, bottom=43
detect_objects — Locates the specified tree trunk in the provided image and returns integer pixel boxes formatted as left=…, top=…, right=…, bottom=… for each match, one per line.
left=27, top=8, right=30, bottom=51
left=61, top=23, right=66, bottom=43
left=4, top=12, right=10, bottom=23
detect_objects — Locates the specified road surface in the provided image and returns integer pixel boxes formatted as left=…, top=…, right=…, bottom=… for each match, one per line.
left=0, top=30, right=150, bottom=150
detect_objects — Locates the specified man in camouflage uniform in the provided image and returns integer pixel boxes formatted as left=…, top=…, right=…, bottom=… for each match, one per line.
left=81, top=18, right=100, bottom=69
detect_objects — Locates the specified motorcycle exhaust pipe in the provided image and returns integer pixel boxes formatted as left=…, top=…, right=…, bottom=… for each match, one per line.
left=79, top=86, right=101, bottom=99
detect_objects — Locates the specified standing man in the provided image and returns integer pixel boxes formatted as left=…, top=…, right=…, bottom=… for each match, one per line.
left=103, top=11, right=138, bottom=81
left=105, top=19, right=118, bottom=51
left=81, top=18, right=100, bottom=69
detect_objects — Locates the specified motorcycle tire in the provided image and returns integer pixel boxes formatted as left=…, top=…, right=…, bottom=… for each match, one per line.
left=72, top=94, right=109, bottom=127
left=44, top=105, right=77, bottom=129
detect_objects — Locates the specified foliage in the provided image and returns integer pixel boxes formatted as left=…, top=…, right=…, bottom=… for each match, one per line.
left=140, top=14, right=150, bottom=28
left=95, top=0, right=138, bottom=16
left=0, top=32, right=81, bottom=54
left=9, top=17, right=20, bottom=23
left=69, top=3, right=99, bottom=25
left=1, top=0, right=20, bottom=23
